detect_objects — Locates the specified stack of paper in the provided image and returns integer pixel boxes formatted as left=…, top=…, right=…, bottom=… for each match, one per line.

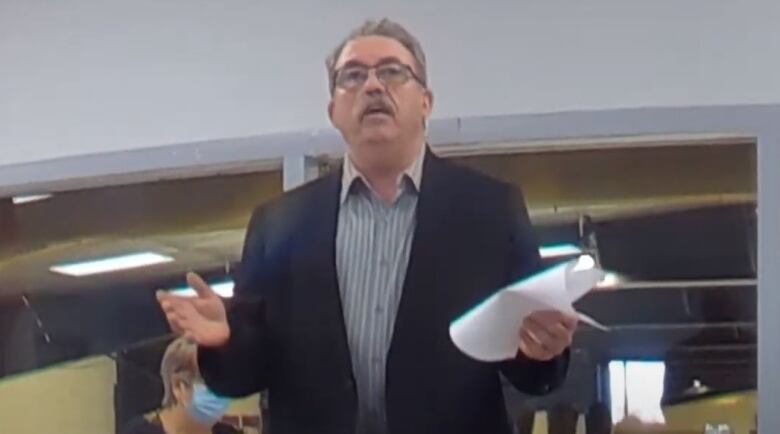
left=449, top=255, right=606, bottom=362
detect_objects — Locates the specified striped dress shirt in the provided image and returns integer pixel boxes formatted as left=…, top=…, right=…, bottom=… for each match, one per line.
left=335, top=145, right=426, bottom=434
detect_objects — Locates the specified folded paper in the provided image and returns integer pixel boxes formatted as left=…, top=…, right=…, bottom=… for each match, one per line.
left=449, top=255, right=606, bottom=362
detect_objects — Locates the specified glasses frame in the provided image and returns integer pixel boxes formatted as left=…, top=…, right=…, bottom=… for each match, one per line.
left=331, top=61, right=425, bottom=92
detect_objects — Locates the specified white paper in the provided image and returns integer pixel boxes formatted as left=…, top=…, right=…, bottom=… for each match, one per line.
left=449, top=255, right=607, bottom=362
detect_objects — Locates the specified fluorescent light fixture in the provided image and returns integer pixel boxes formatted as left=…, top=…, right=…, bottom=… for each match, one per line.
left=572, top=254, right=596, bottom=271
left=50, top=252, right=174, bottom=277
left=169, top=280, right=234, bottom=298
left=13, top=194, right=53, bottom=205
left=597, top=272, right=622, bottom=289
left=539, top=243, right=582, bottom=258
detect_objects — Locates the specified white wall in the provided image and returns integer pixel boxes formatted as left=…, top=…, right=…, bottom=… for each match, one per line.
left=1, top=0, right=779, bottom=166
left=0, top=356, right=116, bottom=434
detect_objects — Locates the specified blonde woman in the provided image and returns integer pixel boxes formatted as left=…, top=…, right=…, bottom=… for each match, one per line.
left=120, top=338, right=240, bottom=434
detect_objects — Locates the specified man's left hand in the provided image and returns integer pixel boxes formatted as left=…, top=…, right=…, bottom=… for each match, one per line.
left=518, top=310, right=578, bottom=361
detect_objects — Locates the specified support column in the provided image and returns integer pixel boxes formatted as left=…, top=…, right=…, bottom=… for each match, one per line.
left=282, top=155, right=321, bottom=191
left=758, top=132, right=780, bottom=434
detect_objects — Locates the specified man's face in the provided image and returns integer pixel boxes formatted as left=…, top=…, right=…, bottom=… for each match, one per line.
left=328, top=36, right=432, bottom=168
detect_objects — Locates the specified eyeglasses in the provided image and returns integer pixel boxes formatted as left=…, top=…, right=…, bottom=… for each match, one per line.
left=333, top=61, right=424, bottom=91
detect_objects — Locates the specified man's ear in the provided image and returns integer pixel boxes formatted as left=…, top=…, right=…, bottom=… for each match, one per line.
left=422, top=88, right=434, bottom=118
left=328, top=100, right=335, bottom=123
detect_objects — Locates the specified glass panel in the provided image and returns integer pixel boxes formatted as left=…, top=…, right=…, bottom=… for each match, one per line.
left=454, top=142, right=757, bottom=434
left=609, top=361, right=627, bottom=424
left=0, top=170, right=282, bottom=433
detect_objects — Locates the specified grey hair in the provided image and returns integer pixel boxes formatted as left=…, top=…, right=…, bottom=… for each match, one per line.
left=325, top=18, right=428, bottom=93
left=160, top=337, right=199, bottom=407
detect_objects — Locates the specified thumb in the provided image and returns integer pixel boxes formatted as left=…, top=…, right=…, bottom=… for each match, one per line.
left=186, top=272, right=216, bottom=299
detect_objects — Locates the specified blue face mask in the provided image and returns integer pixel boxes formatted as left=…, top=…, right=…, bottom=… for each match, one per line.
left=187, top=383, right=231, bottom=424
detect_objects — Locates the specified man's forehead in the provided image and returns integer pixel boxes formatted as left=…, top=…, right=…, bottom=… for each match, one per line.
left=335, top=35, right=416, bottom=68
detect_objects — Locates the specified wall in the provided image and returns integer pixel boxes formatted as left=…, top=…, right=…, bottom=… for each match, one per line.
left=664, top=392, right=757, bottom=434
left=0, top=355, right=116, bottom=434
left=1, top=0, right=779, bottom=166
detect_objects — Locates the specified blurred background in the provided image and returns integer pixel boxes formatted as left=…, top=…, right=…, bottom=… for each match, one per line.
left=0, top=138, right=758, bottom=433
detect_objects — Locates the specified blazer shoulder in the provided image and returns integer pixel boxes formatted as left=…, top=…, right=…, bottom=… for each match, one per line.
left=247, top=171, right=339, bottom=231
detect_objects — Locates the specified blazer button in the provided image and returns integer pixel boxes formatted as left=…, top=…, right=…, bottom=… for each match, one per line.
left=344, top=378, right=355, bottom=390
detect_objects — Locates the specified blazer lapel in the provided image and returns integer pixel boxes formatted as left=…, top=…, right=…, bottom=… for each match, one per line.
left=389, top=150, right=457, bottom=353
left=293, top=171, right=355, bottom=380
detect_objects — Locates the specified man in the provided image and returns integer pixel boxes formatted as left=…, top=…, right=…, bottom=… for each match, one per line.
left=157, top=18, right=579, bottom=434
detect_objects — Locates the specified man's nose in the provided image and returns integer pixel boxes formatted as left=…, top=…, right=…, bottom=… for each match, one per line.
left=362, top=70, right=385, bottom=94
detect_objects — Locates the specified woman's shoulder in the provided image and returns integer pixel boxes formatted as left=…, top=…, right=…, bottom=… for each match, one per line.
left=119, top=414, right=165, bottom=434
left=213, top=421, right=243, bottom=434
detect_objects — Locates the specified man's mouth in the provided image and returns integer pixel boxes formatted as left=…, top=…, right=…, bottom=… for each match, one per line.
left=361, top=103, right=394, bottom=119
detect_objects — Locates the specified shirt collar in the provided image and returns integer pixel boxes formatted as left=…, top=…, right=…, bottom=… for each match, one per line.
left=341, top=144, right=426, bottom=203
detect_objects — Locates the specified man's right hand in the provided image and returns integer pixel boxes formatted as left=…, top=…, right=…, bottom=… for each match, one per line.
left=157, top=272, right=230, bottom=347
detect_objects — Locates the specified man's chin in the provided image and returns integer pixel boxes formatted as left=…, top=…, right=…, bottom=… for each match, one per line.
left=359, top=128, right=398, bottom=146
left=350, top=135, right=404, bottom=167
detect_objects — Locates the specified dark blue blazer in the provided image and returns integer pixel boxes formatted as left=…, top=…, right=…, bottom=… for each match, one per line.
left=199, top=149, right=568, bottom=434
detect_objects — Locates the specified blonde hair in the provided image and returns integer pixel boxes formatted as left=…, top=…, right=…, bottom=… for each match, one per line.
left=160, top=337, right=199, bottom=407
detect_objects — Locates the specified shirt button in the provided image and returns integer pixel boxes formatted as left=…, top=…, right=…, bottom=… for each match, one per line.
left=375, top=305, right=384, bottom=314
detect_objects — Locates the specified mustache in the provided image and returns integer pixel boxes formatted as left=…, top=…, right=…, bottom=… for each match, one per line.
left=359, top=96, right=395, bottom=118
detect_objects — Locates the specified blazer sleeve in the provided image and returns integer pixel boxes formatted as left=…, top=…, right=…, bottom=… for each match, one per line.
left=496, top=186, right=570, bottom=395
left=198, top=208, right=277, bottom=397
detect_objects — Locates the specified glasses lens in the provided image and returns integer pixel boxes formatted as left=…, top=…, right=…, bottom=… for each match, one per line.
left=335, top=66, right=368, bottom=89
left=377, top=63, right=410, bottom=85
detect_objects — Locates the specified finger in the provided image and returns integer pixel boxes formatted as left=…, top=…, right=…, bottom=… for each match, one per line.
left=187, top=272, right=217, bottom=299
left=157, top=291, right=184, bottom=311
left=174, top=306, right=203, bottom=333
left=192, top=296, right=222, bottom=312
left=173, top=316, right=191, bottom=335
left=166, top=314, right=185, bottom=335
left=160, top=299, right=196, bottom=335
left=520, top=332, right=553, bottom=361
left=527, top=314, right=575, bottom=343
left=524, top=318, right=570, bottom=354
left=159, top=297, right=190, bottom=315
left=156, top=289, right=191, bottom=302
left=177, top=300, right=202, bottom=322
left=524, top=317, right=557, bottom=346
left=530, top=310, right=577, bottom=328
left=522, top=327, right=561, bottom=357
left=521, top=327, right=543, bottom=348
left=554, top=323, right=574, bottom=344
left=560, top=314, right=579, bottom=332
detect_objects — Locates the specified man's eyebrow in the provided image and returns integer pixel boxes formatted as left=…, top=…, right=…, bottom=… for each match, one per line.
left=338, top=59, right=368, bottom=69
left=337, top=56, right=404, bottom=69
left=375, top=56, right=403, bottom=66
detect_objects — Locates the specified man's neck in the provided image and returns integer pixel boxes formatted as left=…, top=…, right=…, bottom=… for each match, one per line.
left=364, top=171, right=404, bottom=203
left=352, top=141, right=424, bottom=203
